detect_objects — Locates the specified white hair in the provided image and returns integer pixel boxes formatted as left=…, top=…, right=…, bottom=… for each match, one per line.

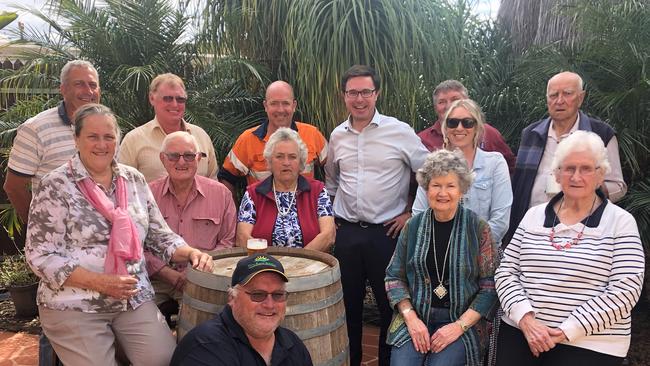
left=551, top=130, right=611, bottom=174
left=161, top=131, right=200, bottom=152
left=263, top=127, right=308, bottom=171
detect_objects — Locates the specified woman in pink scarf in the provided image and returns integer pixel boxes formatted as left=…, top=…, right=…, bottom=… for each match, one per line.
left=25, top=104, right=213, bottom=366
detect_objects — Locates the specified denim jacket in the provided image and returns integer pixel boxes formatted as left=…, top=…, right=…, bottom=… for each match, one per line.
left=413, top=148, right=512, bottom=244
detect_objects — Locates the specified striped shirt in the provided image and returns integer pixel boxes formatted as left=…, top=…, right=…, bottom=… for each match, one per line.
left=7, top=103, right=76, bottom=192
left=495, top=192, right=644, bottom=357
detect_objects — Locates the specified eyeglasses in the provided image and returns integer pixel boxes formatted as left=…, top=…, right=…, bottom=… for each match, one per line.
left=344, top=89, right=376, bottom=98
left=446, top=118, right=476, bottom=129
left=163, top=152, right=206, bottom=162
left=559, top=165, right=600, bottom=176
left=244, top=290, right=289, bottom=303
left=161, top=95, right=188, bottom=104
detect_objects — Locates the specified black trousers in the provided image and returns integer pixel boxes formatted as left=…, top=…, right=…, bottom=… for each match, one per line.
left=333, top=219, right=397, bottom=366
left=495, top=322, right=624, bottom=366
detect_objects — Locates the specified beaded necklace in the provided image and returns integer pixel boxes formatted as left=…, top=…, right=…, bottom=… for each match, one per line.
left=549, top=195, right=597, bottom=250
left=272, top=180, right=297, bottom=217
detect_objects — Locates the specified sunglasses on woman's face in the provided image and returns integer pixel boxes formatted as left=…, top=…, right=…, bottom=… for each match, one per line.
left=446, top=118, right=476, bottom=129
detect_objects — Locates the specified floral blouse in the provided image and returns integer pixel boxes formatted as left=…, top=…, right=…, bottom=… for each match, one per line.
left=237, top=187, right=333, bottom=247
left=25, top=154, right=186, bottom=313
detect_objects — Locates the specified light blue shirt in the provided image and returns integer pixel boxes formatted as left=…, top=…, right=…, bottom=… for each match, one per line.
left=413, top=148, right=512, bottom=243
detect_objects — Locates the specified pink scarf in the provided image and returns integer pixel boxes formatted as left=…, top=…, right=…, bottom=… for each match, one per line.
left=75, top=169, right=142, bottom=275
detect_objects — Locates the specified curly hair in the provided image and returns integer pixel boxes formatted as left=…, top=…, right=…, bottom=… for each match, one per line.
left=416, top=149, right=473, bottom=194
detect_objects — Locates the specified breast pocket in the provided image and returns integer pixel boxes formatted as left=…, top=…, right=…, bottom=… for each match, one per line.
left=469, top=178, right=492, bottom=220
left=190, top=216, right=222, bottom=250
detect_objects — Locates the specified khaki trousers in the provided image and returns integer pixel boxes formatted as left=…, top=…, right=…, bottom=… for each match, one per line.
left=39, top=301, right=175, bottom=366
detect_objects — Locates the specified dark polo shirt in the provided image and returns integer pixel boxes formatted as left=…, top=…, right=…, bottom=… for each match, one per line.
left=170, top=304, right=313, bottom=366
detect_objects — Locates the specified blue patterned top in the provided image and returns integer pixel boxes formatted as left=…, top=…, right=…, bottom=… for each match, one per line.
left=238, top=187, right=333, bottom=247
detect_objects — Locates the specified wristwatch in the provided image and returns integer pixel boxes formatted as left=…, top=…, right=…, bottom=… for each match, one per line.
left=457, top=319, right=469, bottom=332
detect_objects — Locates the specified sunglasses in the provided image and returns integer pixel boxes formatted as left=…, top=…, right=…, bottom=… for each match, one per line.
left=163, top=152, right=206, bottom=162
left=244, top=290, right=289, bottom=303
left=446, top=118, right=476, bottom=129
left=161, top=95, right=188, bottom=104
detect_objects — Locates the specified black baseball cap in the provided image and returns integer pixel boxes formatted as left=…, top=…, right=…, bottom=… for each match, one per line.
left=231, top=254, right=289, bottom=286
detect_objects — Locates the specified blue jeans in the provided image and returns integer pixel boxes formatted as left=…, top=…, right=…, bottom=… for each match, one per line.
left=390, top=307, right=466, bottom=366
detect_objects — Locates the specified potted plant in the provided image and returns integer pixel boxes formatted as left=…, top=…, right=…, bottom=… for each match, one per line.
left=0, top=254, right=39, bottom=318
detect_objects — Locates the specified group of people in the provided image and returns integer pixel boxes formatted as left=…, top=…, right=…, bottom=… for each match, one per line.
left=3, top=59, right=643, bottom=366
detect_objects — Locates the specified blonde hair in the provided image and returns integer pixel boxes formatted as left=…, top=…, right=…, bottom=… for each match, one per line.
left=149, top=73, right=185, bottom=94
left=441, top=98, right=485, bottom=149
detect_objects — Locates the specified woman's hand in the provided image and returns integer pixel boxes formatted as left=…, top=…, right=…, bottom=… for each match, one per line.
left=189, top=249, right=213, bottom=272
left=404, top=311, right=430, bottom=353
left=430, top=322, right=463, bottom=353
left=94, top=274, right=139, bottom=300
left=519, top=312, right=557, bottom=357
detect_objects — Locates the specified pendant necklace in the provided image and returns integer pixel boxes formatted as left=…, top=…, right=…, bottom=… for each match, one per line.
left=549, top=195, right=597, bottom=250
left=431, top=219, right=452, bottom=299
left=272, top=180, right=297, bottom=217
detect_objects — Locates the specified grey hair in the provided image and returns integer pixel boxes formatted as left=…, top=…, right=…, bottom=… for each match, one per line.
left=73, top=103, right=121, bottom=142
left=416, top=149, right=473, bottom=194
left=551, top=130, right=611, bottom=175
left=433, top=80, right=468, bottom=103
left=263, top=127, right=308, bottom=171
left=161, top=131, right=200, bottom=153
left=228, top=285, right=242, bottom=299
left=60, top=60, right=99, bottom=86
left=441, top=99, right=486, bottom=149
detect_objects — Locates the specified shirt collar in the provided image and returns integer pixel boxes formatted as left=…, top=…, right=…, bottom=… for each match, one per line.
left=221, top=304, right=296, bottom=355
left=543, top=188, right=608, bottom=228
left=68, top=153, right=127, bottom=183
left=532, top=110, right=590, bottom=138
left=472, top=148, right=487, bottom=171
left=548, top=114, right=580, bottom=139
left=252, top=119, right=299, bottom=140
left=151, top=116, right=190, bottom=134
left=58, top=102, right=73, bottom=126
left=256, top=175, right=311, bottom=197
left=431, top=120, right=443, bottom=134
left=160, top=175, right=202, bottom=197
left=343, top=109, right=381, bottom=130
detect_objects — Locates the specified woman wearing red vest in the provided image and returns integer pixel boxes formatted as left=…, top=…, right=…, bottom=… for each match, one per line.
left=236, top=128, right=335, bottom=251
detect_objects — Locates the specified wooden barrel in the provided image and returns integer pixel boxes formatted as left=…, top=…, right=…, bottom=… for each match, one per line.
left=178, top=247, right=349, bottom=366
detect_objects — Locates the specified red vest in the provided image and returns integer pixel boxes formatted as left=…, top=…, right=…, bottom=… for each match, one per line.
left=247, top=175, right=323, bottom=247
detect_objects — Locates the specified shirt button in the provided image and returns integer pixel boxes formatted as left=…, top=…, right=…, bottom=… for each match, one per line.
left=180, top=219, right=183, bottom=223
left=424, top=278, right=430, bottom=284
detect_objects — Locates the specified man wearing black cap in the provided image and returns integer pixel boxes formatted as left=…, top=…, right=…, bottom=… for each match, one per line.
left=170, top=254, right=313, bottom=366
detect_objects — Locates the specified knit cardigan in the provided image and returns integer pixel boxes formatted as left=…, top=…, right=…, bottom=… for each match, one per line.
left=385, top=206, right=499, bottom=365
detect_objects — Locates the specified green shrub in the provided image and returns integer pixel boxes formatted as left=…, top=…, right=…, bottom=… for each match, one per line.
left=0, top=255, right=38, bottom=288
